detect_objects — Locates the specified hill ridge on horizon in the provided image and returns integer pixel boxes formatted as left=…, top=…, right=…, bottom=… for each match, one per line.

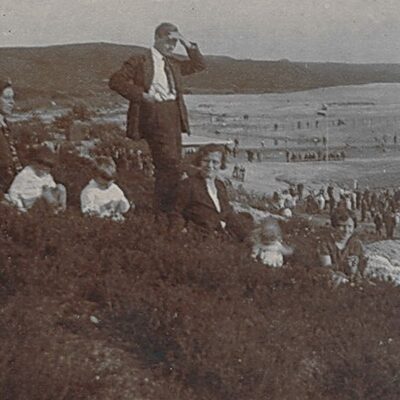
left=1, top=42, right=400, bottom=106
left=2, top=41, right=400, bottom=66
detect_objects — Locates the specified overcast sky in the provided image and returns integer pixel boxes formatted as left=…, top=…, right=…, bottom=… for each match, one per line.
left=1, top=0, right=399, bottom=63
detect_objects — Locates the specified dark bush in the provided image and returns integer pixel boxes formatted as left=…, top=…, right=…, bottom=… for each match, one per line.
left=50, top=103, right=93, bottom=132
left=72, top=103, right=94, bottom=121
left=52, top=112, right=75, bottom=131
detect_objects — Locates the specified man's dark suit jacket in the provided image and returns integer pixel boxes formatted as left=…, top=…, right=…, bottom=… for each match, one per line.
left=109, top=45, right=206, bottom=140
left=174, top=174, right=252, bottom=240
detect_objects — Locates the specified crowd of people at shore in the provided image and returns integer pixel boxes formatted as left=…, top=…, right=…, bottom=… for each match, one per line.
left=286, top=149, right=346, bottom=162
left=302, top=184, right=399, bottom=240
left=0, top=21, right=398, bottom=289
left=261, top=180, right=400, bottom=282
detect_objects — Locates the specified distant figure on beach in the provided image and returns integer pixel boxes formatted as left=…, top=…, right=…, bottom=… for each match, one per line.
left=232, top=164, right=239, bottom=180
left=233, top=139, right=239, bottom=158
left=6, top=146, right=66, bottom=213
left=246, top=150, right=254, bottom=162
left=0, top=79, right=23, bottom=194
left=109, top=22, right=205, bottom=213
left=239, top=165, right=246, bottom=182
left=296, top=183, right=304, bottom=201
left=327, top=184, right=335, bottom=212
left=383, top=209, right=396, bottom=239
left=316, top=188, right=326, bottom=211
left=80, top=156, right=131, bottom=221
left=374, top=212, right=383, bottom=238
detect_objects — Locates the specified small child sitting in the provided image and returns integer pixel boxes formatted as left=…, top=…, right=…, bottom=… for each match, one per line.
left=80, top=156, right=132, bottom=221
left=251, top=217, right=293, bottom=268
left=5, top=146, right=66, bottom=212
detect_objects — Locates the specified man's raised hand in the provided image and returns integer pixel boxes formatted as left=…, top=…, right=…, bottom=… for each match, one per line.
left=168, top=31, right=192, bottom=49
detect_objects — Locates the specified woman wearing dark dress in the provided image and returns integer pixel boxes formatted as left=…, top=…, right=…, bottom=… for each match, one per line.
left=174, top=144, right=251, bottom=240
left=0, top=80, right=22, bottom=193
left=318, top=208, right=366, bottom=284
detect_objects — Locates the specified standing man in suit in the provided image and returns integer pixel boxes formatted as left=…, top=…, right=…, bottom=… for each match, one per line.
left=109, top=22, right=206, bottom=213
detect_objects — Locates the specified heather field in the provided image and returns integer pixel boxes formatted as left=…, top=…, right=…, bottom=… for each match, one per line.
left=2, top=204, right=400, bottom=400
left=1, top=83, right=400, bottom=399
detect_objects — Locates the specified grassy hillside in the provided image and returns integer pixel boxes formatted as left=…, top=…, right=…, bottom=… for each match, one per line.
left=1, top=120, right=400, bottom=399
left=1, top=204, right=400, bottom=400
left=1, top=43, right=400, bottom=107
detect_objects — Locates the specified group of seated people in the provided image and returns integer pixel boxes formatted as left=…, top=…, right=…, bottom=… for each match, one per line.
left=2, top=145, right=132, bottom=221
left=1, top=139, right=367, bottom=285
left=0, top=78, right=133, bottom=221
left=0, top=78, right=367, bottom=286
left=176, top=144, right=367, bottom=285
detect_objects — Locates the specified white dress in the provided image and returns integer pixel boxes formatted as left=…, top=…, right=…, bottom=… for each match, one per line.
left=80, top=179, right=131, bottom=219
left=6, top=166, right=57, bottom=211
left=252, top=241, right=285, bottom=268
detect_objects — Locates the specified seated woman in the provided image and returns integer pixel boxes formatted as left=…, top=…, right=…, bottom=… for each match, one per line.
left=80, top=156, right=131, bottom=221
left=318, top=207, right=366, bottom=284
left=0, top=79, right=23, bottom=193
left=5, top=146, right=66, bottom=212
left=174, top=144, right=251, bottom=240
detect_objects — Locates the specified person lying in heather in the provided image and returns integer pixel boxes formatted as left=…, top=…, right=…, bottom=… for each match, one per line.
left=80, top=156, right=131, bottom=221
left=251, top=217, right=293, bottom=268
left=317, top=207, right=366, bottom=285
left=172, top=144, right=252, bottom=241
left=5, top=146, right=66, bottom=212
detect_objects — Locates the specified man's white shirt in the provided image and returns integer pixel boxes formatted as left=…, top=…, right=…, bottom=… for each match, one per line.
left=147, top=47, right=177, bottom=102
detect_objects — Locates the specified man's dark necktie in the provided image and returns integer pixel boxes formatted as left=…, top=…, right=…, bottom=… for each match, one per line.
left=163, top=57, right=176, bottom=94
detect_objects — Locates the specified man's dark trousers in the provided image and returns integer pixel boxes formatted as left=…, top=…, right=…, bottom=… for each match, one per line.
left=140, top=99, right=182, bottom=213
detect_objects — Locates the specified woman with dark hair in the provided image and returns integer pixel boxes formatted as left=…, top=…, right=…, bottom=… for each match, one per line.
left=173, top=144, right=251, bottom=240
left=318, top=207, right=366, bottom=284
left=0, top=79, right=22, bottom=193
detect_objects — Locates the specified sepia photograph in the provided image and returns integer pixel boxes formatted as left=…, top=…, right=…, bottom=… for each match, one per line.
left=1, top=1, right=400, bottom=399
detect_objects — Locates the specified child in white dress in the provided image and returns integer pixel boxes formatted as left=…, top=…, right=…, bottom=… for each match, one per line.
left=251, top=217, right=293, bottom=268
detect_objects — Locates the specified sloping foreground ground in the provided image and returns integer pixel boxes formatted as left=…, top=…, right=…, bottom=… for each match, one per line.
left=1, top=207, right=400, bottom=400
